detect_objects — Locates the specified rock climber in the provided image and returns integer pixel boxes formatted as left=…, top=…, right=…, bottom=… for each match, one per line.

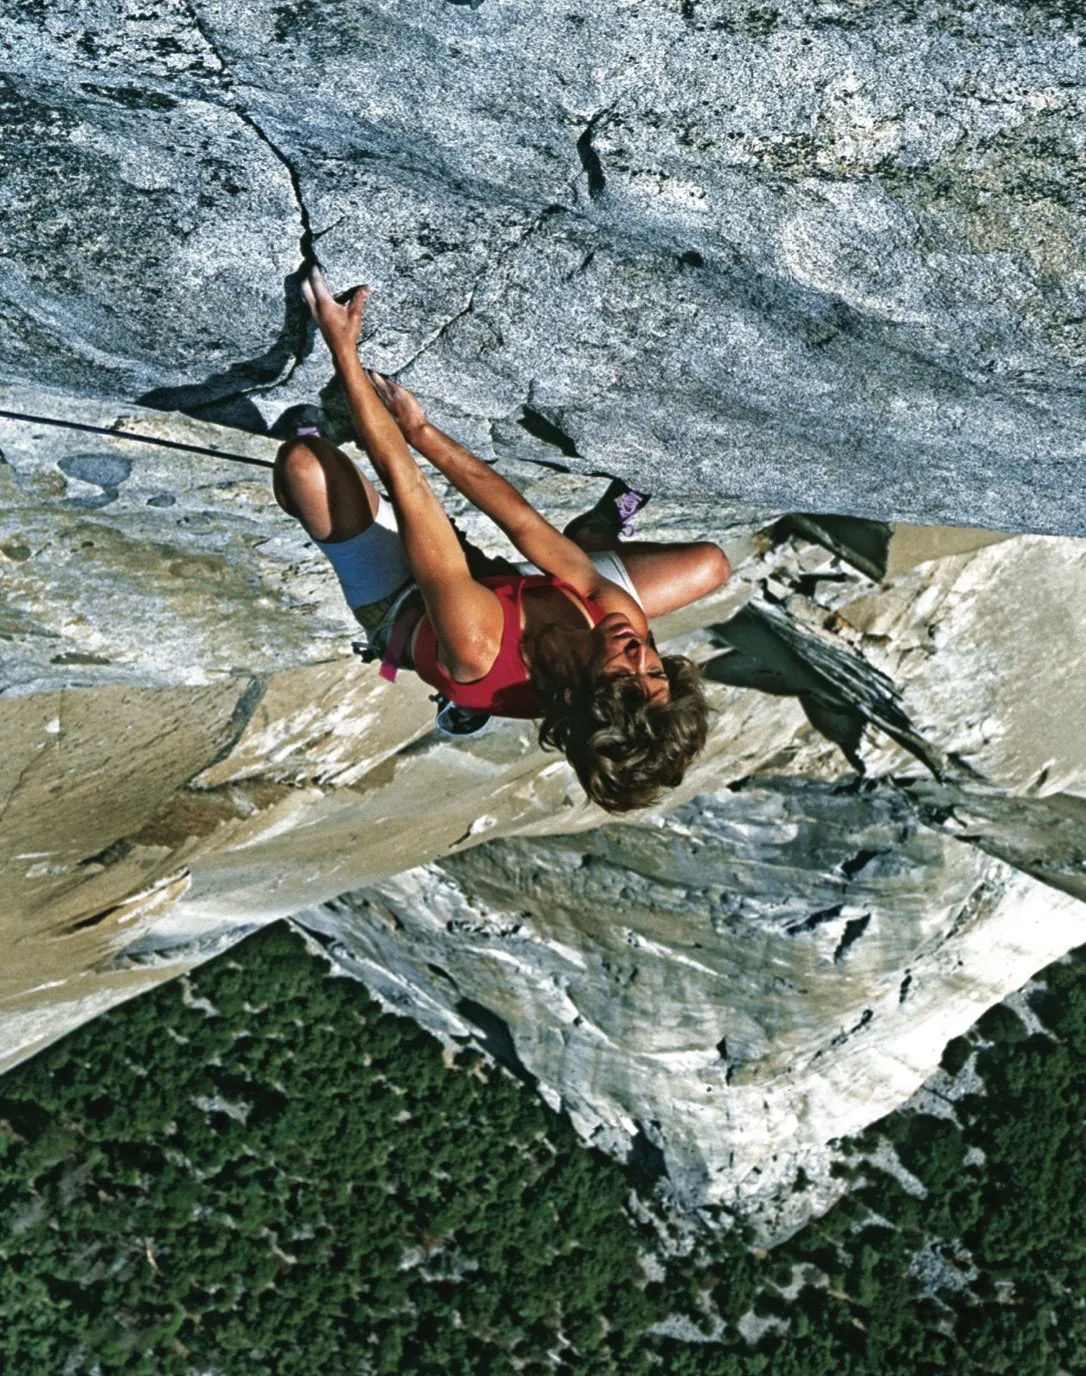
left=273, top=268, right=730, bottom=812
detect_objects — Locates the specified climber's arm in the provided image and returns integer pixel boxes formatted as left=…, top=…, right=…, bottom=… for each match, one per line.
left=412, top=421, right=602, bottom=588
left=367, top=372, right=608, bottom=598
left=303, top=272, right=503, bottom=680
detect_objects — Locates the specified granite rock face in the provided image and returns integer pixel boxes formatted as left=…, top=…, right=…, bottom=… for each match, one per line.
left=296, top=513, right=1086, bottom=1227
left=3, top=0, right=1086, bottom=529
left=3, top=0, right=1086, bottom=1219
left=2, top=390, right=1085, bottom=1222
left=302, top=788, right=1086, bottom=1232
left=0, top=388, right=763, bottom=1070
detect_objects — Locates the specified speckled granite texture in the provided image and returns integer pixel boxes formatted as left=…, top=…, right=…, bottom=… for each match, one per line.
left=3, top=0, right=1086, bottom=1217
left=2, top=0, right=1085, bottom=530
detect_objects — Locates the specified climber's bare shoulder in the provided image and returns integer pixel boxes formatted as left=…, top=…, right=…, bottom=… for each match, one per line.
left=417, top=571, right=505, bottom=683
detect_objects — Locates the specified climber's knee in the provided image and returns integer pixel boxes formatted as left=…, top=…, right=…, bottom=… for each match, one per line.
left=273, top=436, right=322, bottom=517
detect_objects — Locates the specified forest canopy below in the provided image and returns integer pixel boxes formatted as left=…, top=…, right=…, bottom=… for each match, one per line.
left=1, top=923, right=1084, bottom=1375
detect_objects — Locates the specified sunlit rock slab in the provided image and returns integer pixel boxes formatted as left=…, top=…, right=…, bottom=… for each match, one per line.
left=0, top=388, right=774, bottom=1065
left=831, top=535, right=1086, bottom=798
left=298, top=782, right=1086, bottom=1220
left=3, top=387, right=1086, bottom=1219
left=0, top=388, right=355, bottom=692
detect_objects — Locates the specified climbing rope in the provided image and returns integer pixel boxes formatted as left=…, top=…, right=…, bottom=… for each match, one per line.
left=0, top=407, right=275, bottom=470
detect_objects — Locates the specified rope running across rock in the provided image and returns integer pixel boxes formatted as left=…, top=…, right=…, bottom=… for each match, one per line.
left=0, top=407, right=275, bottom=470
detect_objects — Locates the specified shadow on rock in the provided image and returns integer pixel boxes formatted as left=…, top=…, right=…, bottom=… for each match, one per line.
left=137, top=267, right=316, bottom=432
left=455, top=998, right=539, bottom=1091
left=704, top=603, right=942, bottom=777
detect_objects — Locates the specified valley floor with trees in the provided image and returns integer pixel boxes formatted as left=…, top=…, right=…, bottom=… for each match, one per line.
left=2, top=922, right=1084, bottom=1374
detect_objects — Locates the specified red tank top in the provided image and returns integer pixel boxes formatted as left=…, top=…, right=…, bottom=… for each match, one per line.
left=411, top=574, right=606, bottom=719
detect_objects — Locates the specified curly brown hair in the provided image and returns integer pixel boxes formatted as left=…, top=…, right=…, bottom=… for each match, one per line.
left=534, top=651, right=710, bottom=813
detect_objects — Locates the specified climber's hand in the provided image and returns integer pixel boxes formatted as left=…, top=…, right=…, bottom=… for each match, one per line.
left=301, top=268, right=370, bottom=360
left=366, top=370, right=428, bottom=443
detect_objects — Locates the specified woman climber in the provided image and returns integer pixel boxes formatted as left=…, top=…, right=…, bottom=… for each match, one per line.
left=274, top=268, right=731, bottom=813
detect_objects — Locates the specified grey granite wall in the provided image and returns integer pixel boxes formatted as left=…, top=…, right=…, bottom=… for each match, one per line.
left=2, top=0, right=1085, bottom=530
left=3, top=0, right=1086, bottom=1218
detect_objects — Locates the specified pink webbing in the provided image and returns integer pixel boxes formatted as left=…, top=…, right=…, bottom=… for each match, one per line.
left=378, top=605, right=421, bottom=683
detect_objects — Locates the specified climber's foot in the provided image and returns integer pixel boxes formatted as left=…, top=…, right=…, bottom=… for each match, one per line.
left=563, top=478, right=652, bottom=549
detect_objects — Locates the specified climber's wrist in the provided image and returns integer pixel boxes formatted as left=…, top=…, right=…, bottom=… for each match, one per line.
left=331, top=339, right=362, bottom=371
left=406, top=419, right=436, bottom=448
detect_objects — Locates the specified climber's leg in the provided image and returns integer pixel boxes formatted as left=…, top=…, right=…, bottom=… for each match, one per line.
left=563, top=479, right=729, bottom=618
left=273, top=434, right=380, bottom=542
left=274, top=435, right=414, bottom=616
left=608, top=541, right=730, bottom=618
left=570, top=527, right=730, bottom=619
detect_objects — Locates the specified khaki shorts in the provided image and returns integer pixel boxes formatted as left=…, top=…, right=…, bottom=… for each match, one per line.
left=351, top=580, right=419, bottom=657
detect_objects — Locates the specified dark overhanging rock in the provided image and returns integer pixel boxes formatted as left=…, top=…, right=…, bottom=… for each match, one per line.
left=2, top=0, right=1086, bottom=531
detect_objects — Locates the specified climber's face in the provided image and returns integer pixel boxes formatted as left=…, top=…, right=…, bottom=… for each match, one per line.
left=592, top=614, right=670, bottom=704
